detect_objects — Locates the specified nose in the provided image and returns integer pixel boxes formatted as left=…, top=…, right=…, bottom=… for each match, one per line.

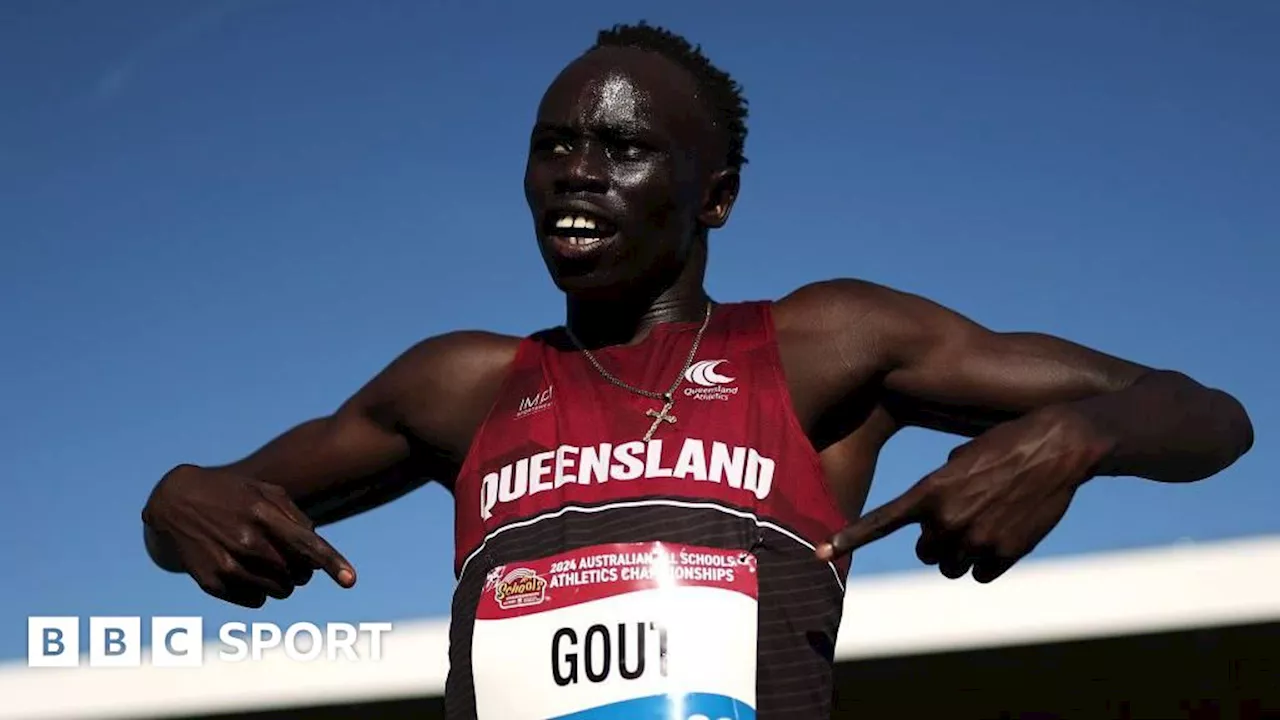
left=554, top=141, right=608, bottom=195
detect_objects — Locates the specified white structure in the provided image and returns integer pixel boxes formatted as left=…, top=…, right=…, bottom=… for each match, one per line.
left=3, top=535, right=1278, bottom=720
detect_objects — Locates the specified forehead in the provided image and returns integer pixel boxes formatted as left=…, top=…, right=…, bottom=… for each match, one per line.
left=536, top=47, right=711, bottom=140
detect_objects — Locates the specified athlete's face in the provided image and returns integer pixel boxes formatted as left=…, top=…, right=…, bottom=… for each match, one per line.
left=525, top=48, right=734, bottom=299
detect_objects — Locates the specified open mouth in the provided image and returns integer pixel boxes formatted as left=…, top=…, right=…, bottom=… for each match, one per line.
left=543, top=211, right=619, bottom=253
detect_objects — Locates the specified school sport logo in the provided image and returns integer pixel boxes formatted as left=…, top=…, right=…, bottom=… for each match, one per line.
left=683, top=359, right=738, bottom=401
left=493, top=567, right=549, bottom=610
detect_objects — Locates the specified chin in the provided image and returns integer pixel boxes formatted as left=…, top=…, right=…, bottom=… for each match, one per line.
left=549, top=272, right=634, bottom=302
left=539, top=245, right=624, bottom=299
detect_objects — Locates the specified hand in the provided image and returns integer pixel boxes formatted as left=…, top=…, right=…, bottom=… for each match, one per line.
left=142, top=465, right=356, bottom=607
left=817, top=409, right=1111, bottom=582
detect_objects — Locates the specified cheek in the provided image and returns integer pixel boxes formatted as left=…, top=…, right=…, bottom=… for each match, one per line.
left=524, top=161, right=544, bottom=203
left=612, top=161, right=661, bottom=190
left=643, top=198, right=686, bottom=233
left=617, top=167, right=689, bottom=225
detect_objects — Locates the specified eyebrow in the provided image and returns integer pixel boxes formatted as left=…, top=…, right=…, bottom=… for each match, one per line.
left=531, top=122, right=566, bottom=133
left=532, top=120, right=649, bottom=140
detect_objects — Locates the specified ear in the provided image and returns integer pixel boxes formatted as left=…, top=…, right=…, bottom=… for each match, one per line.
left=698, top=168, right=740, bottom=229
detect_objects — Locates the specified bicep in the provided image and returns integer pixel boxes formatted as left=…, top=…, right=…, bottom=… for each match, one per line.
left=873, top=289, right=1150, bottom=434
left=220, top=402, right=415, bottom=518
left=217, top=335, right=470, bottom=520
left=293, top=331, right=516, bottom=518
left=294, top=408, right=427, bottom=525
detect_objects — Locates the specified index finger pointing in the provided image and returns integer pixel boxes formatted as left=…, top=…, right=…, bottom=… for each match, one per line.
left=297, top=531, right=357, bottom=588
left=257, top=491, right=357, bottom=588
left=266, top=519, right=357, bottom=588
left=817, top=486, right=927, bottom=560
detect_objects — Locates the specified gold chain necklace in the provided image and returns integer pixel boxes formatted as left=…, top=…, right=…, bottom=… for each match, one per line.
left=564, top=302, right=714, bottom=441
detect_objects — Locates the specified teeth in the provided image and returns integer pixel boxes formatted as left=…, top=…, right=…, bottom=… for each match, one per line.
left=565, top=237, right=600, bottom=246
left=554, top=215, right=598, bottom=230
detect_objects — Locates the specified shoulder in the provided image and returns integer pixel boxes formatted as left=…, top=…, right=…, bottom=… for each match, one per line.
left=774, top=278, right=925, bottom=317
left=772, top=278, right=937, bottom=350
left=353, top=330, right=522, bottom=453
left=368, top=330, right=521, bottom=405
left=393, top=330, right=523, bottom=376
left=770, top=278, right=981, bottom=394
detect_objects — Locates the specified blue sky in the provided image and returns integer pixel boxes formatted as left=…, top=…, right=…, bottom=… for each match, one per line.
left=2, top=1, right=1276, bottom=661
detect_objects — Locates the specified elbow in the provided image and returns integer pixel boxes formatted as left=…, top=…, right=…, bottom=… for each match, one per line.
left=1146, top=371, right=1254, bottom=477
left=1150, top=369, right=1254, bottom=459
left=1219, top=389, right=1254, bottom=462
left=1191, top=385, right=1254, bottom=478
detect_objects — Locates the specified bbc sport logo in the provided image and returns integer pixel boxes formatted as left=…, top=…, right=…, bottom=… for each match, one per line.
left=27, top=616, right=392, bottom=668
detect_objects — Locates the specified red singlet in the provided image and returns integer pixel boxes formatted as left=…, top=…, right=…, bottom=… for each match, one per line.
left=448, top=302, right=849, bottom=719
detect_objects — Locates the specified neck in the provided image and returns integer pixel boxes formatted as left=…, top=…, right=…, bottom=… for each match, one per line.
left=565, top=246, right=711, bottom=349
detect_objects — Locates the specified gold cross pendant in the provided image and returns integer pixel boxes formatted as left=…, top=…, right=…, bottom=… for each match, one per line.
left=643, top=395, right=677, bottom=441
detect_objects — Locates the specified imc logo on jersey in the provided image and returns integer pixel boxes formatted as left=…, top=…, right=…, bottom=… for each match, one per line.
left=683, top=359, right=738, bottom=401
left=493, top=568, right=548, bottom=610
left=516, top=386, right=554, bottom=419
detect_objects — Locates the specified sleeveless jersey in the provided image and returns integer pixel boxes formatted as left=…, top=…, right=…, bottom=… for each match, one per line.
left=448, top=302, right=850, bottom=719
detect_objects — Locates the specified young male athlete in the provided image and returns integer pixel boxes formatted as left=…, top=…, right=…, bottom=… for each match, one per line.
left=142, top=23, right=1253, bottom=719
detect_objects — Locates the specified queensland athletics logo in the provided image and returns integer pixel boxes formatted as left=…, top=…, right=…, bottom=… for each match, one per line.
left=492, top=568, right=548, bottom=610
left=683, top=359, right=738, bottom=401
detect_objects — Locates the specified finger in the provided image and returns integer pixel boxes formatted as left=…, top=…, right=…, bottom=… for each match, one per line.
left=201, top=582, right=268, bottom=609
left=218, top=551, right=293, bottom=599
left=241, top=507, right=318, bottom=592
left=259, top=526, right=317, bottom=588
left=251, top=499, right=356, bottom=587
left=972, top=555, right=1017, bottom=584
left=290, top=566, right=315, bottom=587
left=260, top=486, right=316, bottom=530
left=817, top=485, right=929, bottom=560
left=263, top=518, right=356, bottom=588
left=937, top=547, right=973, bottom=580
left=236, top=553, right=298, bottom=600
left=195, top=558, right=281, bottom=607
left=914, top=526, right=942, bottom=566
left=220, top=577, right=270, bottom=608
left=240, top=573, right=293, bottom=600
left=231, top=525, right=291, bottom=576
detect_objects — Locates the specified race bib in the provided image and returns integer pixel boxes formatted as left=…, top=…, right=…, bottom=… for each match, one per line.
left=472, top=542, right=758, bottom=720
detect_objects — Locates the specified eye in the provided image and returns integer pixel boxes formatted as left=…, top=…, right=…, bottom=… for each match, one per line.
left=532, top=137, right=572, bottom=157
left=608, top=141, right=646, bottom=161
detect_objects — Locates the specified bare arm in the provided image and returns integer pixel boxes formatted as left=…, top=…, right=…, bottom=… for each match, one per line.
left=143, top=405, right=408, bottom=571
left=796, top=279, right=1253, bottom=574
left=143, top=330, right=517, bottom=573
left=803, top=279, right=1253, bottom=481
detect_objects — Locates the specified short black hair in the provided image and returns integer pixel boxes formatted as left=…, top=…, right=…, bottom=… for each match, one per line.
left=592, top=21, right=748, bottom=170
